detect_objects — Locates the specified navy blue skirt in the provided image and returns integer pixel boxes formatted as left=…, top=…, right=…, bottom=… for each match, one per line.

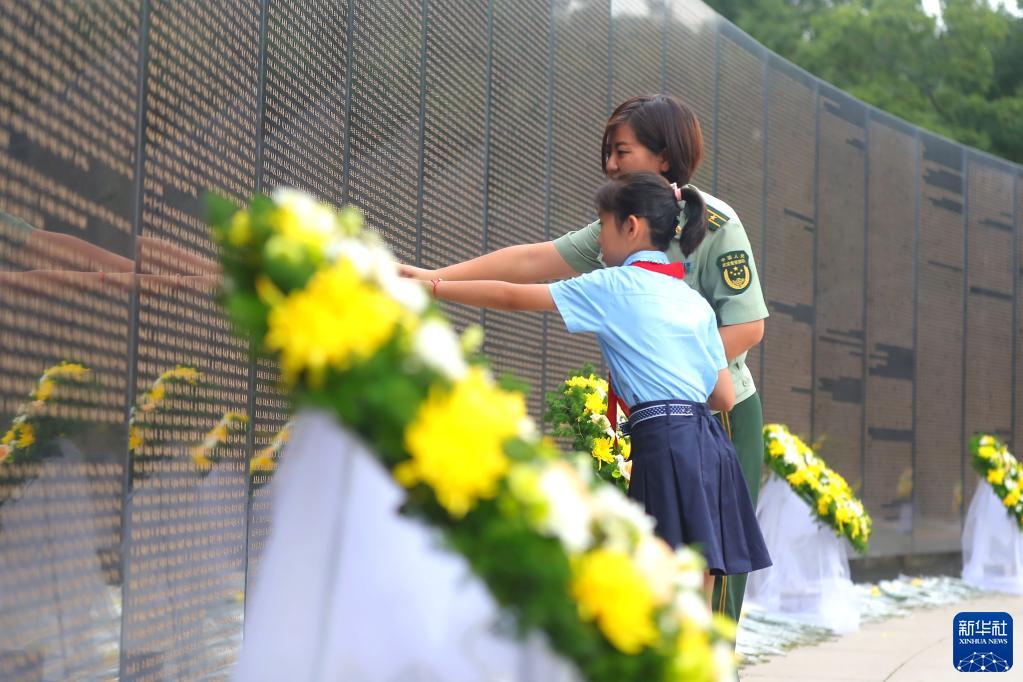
left=626, top=400, right=771, bottom=576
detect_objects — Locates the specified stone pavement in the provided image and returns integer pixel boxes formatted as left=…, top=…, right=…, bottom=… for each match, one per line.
left=740, top=593, right=1023, bottom=681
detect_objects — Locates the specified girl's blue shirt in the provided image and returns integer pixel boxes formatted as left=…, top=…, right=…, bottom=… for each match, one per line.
left=549, top=250, right=726, bottom=406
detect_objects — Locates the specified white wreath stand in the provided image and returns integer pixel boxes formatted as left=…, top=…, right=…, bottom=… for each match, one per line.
left=744, top=474, right=860, bottom=633
left=233, top=410, right=580, bottom=682
left=961, top=479, right=1023, bottom=595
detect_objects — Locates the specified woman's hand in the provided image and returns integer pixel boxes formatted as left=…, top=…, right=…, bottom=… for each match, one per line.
left=398, top=263, right=437, bottom=280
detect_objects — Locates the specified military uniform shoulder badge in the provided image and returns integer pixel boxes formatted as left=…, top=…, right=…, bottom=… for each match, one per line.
left=706, top=207, right=728, bottom=232
left=716, top=250, right=751, bottom=292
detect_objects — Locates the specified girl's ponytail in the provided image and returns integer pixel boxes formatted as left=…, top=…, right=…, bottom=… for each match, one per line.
left=677, top=184, right=707, bottom=258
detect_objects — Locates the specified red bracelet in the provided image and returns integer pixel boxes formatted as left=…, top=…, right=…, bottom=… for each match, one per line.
left=431, top=278, right=442, bottom=298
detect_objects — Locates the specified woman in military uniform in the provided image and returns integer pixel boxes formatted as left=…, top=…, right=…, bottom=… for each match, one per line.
left=400, top=94, right=767, bottom=622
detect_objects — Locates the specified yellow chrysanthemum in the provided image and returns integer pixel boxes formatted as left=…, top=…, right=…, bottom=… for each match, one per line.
left=1, top=429, right=14, bottom=446
left=786, top=468, right=809, bottom=487
left=1004, top=488, right=1021, bottom=508
left=168, top=366, right=200, bottom=382
left=571, top=549, right=658, bottom=654
left=271, top=190, right=343, bottom=254
left=591, top=437, right=614, bottom=463
left=673, top=626, right=714, bottom=680
left=228, top=210, right=251, bottom=246
left=250, top=453, right=275, bottom=474
left=583, top=391, right=606, bottom=415
left=988, top=467, right=1006, bottom=486
left=817, top=495, right=832, bottom=516
left=34, top=379, right=55, bottom=402
left=566, top=375, right=595, bottom=390
left=128, top=427, right=144, bottom=451
left=15, top=423, right=35, bottom=449
left=142, top=383, right=167, bottom=412
left=265, top=259, right=403, bottom=385
left=767, top=439, right=785, bottom=458
left=192, top=450, right=213, bottom=472
left=977, top=443, right=998, bottom=460
left=399, top=367, right=525, bottom=517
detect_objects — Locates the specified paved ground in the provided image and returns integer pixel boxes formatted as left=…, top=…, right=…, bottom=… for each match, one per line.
left=740, top=593, right=1023, bottom=681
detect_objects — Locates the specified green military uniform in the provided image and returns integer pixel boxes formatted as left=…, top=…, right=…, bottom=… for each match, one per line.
left=553, top=189, right=768, bottom=624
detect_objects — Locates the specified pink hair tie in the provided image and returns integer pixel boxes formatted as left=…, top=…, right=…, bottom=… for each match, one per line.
left=670, top=182, right=683, bottom=202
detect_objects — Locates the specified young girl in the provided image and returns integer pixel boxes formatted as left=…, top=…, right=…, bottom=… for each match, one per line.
left=403, top=95, right=768, bottom=618
left=431, top=172, right=770, bottom=584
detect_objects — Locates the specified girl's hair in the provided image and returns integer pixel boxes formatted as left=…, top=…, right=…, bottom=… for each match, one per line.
left=601, top=94, right=703, bottom=187
left=595, top=172, right=707, bottom=257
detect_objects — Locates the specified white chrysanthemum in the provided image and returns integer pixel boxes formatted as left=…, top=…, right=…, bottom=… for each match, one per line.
left=536, top=461, right=594, bottom=553
left=380, top=273, right=429, bottom=313
left=633, top=536, right=677, bottom=605
left=782, top=444, right=801, bottom=467
left=411, top=317, right=467, bottom=380
left=592, top=485, right=655, bottom=552
left=615, top=454, right=632, bottom=483
left=673, top=546, right=706, bottom=592
left=327, top=238, right=373, bottom=273
left=518, top=416, right=539, bottom=442
left=673, top=589, right=712, bottom=628
left=273, top=188, right=341, bottom=249
left=588, top=413, right=616, bottom=439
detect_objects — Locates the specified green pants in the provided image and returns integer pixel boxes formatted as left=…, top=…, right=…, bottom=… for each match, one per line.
left=711, top=392, right=764, bottom=622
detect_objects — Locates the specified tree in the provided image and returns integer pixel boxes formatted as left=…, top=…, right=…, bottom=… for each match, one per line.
left=705, top=0, right=1023, bottom=163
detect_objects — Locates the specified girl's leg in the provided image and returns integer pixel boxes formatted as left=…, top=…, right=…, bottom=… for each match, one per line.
left=703, top=570, right=715, bottom=611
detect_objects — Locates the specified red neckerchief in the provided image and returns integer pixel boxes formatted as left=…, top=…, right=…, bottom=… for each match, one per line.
left=605, top=259, right=686, bottom=442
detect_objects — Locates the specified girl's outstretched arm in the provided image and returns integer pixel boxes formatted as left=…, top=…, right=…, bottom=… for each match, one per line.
left=400, top=242, right=578, bottom=283
left=433, top=279, right=556, bottom=312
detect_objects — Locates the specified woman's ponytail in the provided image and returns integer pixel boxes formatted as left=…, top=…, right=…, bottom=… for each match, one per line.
left=677, top=184, right=707, bottom=258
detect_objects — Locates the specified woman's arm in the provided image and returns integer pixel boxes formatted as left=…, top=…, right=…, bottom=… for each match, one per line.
left=719, top=319, right=764, bottom=361
left=400, top=242, right=578, bottom=283
left=433, top=279, right=557, bottom=312
left=707, top=367, right=735, bottom=413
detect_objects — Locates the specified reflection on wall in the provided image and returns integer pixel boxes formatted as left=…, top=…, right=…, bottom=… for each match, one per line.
left=0, top=0, right=1019, bottom=677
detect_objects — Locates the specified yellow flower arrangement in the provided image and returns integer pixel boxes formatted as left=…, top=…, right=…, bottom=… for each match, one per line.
left=250, top=421, right=292, bottom=477
left=0, top=361, right=92, bottom=466
left=210, top=189, right=733, bottom=682
left=545, top=368, right=632, bottom=490
left=264, top=260, right=404, bottom=386
left=571, top=548, right=659, bottom=654
left=190, top=411, right=249, bottom=474
left=970, top=434, right=1023, bottom=527
left=763, top=423, right=872, bottom=553
left=129, top=366, right=201, bottom=455
left=398, top=367, right=525, bottom=517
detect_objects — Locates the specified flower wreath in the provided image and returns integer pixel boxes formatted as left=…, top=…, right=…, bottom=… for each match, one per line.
left=763, top=423, right=872, bottom=553
left=209, top=189, right=735, bottom=682
left=970, top=434, right=1023, bottom=527
left=0, top=361, right=93, bottom=465
left=545, top=366, right=631, bottom=491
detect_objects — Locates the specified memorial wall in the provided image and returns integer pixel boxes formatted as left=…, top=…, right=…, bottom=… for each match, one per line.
left=1, top=0, right=1020, bottom=677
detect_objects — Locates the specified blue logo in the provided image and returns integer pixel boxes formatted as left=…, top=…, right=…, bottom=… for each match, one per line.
left=954, top=612, right=1012, bottom=672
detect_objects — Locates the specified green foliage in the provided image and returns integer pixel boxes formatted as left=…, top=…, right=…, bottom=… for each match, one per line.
left=706, top=0, right=1023, bottom=163
left=544, top=365, right=630, bottom=493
